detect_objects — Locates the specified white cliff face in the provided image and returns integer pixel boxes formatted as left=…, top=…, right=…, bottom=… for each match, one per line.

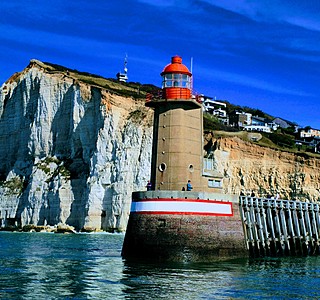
left=5, top=61, right=319, bottom=232
left=0, top=60, right=153, bottom=231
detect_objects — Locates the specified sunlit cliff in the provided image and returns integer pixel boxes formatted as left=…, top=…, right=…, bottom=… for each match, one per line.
left=0, top=60, right=319, bottom=231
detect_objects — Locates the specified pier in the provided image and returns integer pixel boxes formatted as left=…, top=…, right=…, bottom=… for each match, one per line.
left=240, top=197, right=320, bottom=257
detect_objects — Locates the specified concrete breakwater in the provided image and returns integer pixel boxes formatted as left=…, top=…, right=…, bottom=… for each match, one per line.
left=122, top=192, right=320, bottom=261
left=122, top=191, right=247, bottom=261
left=240, top=196, right=320, bottom=257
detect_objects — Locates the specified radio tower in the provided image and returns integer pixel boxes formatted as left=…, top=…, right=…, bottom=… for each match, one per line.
left=116, top=54, right=128, bottom=82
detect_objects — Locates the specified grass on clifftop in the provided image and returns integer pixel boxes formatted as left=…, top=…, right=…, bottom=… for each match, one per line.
left=30, top=61, right=319, bottom=159
left=38, top=60, right=160, bottom=100
left=204, top=113, right=320, bottom=158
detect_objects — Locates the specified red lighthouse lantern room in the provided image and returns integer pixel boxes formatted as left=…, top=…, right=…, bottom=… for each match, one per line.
left=161, top=55, right=192, bottom=100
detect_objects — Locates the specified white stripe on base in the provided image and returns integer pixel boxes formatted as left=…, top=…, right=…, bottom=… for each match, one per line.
left=131, top=199, right=233, bottom=216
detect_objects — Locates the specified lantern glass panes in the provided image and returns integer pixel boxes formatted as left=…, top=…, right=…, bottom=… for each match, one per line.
left=162, top=74, right=191, bottom=88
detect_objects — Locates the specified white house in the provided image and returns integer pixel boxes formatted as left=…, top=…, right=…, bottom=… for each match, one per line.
left=243, top=125, right=271, bottom=133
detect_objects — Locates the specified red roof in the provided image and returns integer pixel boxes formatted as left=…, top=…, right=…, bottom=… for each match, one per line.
left=161, top=55, right=191, bottom=75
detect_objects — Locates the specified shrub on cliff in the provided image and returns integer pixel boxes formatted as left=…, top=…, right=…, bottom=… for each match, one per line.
left=203, top=113, right=237, bottom=132
left=0, top=176, right=24, bottom=195
left=265, top=132, right=295, bottom=148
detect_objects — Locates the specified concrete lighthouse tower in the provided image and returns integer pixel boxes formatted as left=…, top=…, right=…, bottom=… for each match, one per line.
left=146, top=55, right=203, bottom=191
left=122, top=55, right=246, bottom=262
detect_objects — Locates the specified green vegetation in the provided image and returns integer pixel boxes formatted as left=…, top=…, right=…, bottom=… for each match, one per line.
left=203, top=101, right=319, bottom=157
left=0, top=177, right=24, bottom=195
left=225, top=101, right=274, bottom=120
left=36, top=156, right=71, bottom=180
left=203, top=113, right=237, bottom=132
left=36, top=156, right=60, bottom=175
left=264, top=132, right=295, bottom=148
left=41, top=61, right=160, bottom=100
left=53, top=164, right=71, bottom=179
left=128, top=108, right=148, bottom=123
left=209, top=129, right=320, bottom=158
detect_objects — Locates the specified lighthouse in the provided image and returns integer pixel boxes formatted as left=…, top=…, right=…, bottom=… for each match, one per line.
left=146, top=55, right=203, bottom=191
left=122, top=55, right=246, bottom=262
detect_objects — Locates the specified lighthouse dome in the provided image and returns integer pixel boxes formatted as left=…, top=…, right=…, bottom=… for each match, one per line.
left=161, top=55, right=191, bottom=76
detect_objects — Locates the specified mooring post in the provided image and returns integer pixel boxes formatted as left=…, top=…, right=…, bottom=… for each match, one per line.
left=240, top=197, right=250, bottom=250
left=310, top=203, right=319, bottom=254
left=266, top=200, right=276, bottom=254
left=260, top=199, right=270, bottom=253
left=314, top=204, right=320, bottom=252
left=254, top=198, right=265, bottom=255
left=272, top=200, right=284, bottom=254
left=279, top=201, right=290, bottom=254
left=249, top=197, right=260, bottom=254
left=287, top=202, right=296, bottom=255
left=293, top=201, right=304, bottom=255
left=298, top=202, right=309, bottom=254
left=244, top=199, right=255, bottom=253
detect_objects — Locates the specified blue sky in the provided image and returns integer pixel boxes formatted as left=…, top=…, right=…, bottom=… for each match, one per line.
left=1, top=0, right=320, bottom=128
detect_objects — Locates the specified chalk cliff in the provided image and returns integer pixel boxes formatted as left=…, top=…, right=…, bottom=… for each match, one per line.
left=0, top=60, right=153, bottom=231
left=0, top=60, right=319, bottom=231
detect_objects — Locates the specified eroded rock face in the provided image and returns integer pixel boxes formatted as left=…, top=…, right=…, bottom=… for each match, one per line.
left=0, top=60, right=319, bottom=232
left=0, top=60, right=153, bottom=231
left=209, top=136, right=320, bottom=201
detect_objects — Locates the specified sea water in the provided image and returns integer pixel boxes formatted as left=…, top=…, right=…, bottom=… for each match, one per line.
left=0, top=232, right=320, bottom=299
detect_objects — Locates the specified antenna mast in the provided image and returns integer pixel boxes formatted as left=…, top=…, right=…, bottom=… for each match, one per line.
left=116, top=53, right=128, bottom=82
left=124, top=53, right=128, bottom=75
left=190, top=57, right=193, bottom=92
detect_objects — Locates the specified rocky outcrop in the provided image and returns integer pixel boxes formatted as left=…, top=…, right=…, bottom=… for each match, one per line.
left=209, top=136, right=320, bottom=201
left=0, top=60, right=153, bottom=231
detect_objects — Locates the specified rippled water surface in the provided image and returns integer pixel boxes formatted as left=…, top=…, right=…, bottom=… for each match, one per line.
left=1, top=232, right=320, bottom=299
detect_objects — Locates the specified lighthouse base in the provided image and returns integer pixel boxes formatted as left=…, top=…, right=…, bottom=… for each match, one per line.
left=121, top=191, right=248, bottom=262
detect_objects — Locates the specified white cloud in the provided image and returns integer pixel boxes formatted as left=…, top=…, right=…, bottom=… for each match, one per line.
left=202, top=0, right=320, bottom=31
left=196, top=65, right=312, bottom=97
left=285, top=17, right=320, bottom=32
